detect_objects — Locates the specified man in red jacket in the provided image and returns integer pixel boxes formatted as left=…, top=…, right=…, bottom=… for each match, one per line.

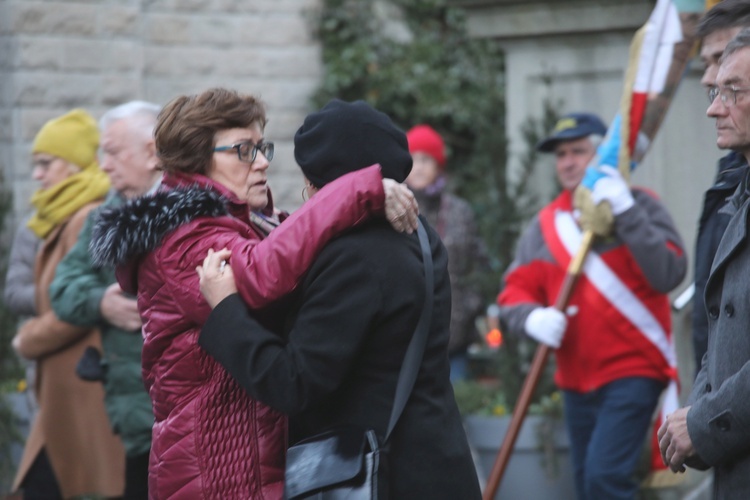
left=497, top=112, right=687, bottom=500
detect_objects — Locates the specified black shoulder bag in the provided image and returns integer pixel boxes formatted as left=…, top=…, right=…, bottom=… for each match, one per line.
left=284, top=220, right=434, bottom=500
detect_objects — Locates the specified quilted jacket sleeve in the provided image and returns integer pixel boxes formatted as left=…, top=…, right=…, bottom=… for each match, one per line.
left=198, top=241, right=382, bottom=414
left=160, top=165, right=386, bottom=324
left=3, top=220, right=40, bottom=317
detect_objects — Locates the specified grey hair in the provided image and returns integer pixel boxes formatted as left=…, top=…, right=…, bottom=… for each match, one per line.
left=99, top=101, right=161, bottom=139
left=588, top=134, right=604, bottom=149
left=722, top=27, right=750, bottom=62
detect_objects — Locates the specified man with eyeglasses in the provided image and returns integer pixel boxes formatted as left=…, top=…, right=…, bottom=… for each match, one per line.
left=690, top=0, right=750, bottom=382
left=658, top=27, right=750, bottom=498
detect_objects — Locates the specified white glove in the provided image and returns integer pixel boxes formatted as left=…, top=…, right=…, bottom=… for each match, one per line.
left=590, top=166, right=634, bottom=216
left=524, top=306, right=567, bottom=348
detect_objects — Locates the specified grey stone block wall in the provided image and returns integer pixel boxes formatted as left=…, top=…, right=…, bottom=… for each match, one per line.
left=0, top=0, right=323, bottom=227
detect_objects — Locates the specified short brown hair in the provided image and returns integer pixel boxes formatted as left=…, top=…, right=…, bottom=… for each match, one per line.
left=696, top=0, right=750, bottom=40
left=154, top=88, right=267, bottom=174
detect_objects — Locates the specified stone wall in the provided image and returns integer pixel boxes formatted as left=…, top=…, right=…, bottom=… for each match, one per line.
left=461, top=0, right=714, bottom=293
left=0, top=0, right=323, bottom=228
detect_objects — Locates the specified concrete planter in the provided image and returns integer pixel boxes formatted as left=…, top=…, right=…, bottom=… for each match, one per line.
left=464, top=414, right=575, bottom=500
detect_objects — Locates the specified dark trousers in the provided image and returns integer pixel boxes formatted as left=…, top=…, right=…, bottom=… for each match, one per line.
left=563, top=377, right=664, bottom=500
left=124, top=452, right=150, bottom=500
left=21, top=449, right=62, bottom=500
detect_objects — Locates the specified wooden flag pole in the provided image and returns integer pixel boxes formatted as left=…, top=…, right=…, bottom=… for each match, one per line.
left=482, top=4, right=701, bottom=498
left=482, top=230, right=596, bottom=500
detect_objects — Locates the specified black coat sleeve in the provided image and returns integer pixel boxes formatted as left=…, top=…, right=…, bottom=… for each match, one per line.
left=198, top=243, right=382, bottom=415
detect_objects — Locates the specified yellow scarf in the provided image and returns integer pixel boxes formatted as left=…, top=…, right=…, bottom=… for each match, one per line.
left=27, top=166, right=111, bottom=239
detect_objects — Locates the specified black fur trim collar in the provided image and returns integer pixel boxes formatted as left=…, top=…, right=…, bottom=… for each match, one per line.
left=90, top=186, right=229, bottom=268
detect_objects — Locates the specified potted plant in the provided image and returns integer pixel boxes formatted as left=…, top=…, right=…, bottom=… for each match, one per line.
left=0, top=181, right=28, bottom=495
left=0, top=378, right=28, bottom=494
left=455, top=347, right=576, bottom=500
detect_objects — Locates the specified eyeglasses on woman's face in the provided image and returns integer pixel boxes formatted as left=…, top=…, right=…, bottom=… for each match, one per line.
left=213, top=140, right=274, bottom=164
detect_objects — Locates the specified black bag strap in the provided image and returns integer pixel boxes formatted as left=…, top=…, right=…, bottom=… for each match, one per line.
left=384, top=218, right=434, bottom=442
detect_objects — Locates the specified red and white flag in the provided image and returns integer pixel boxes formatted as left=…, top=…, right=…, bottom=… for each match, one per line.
left=580, top=0, right=705, bottom=482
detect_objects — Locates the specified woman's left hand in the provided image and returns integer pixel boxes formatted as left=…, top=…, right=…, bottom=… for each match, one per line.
left=383, top=179, right=419, bottom=234
left=197, top=248, right=238, bottom=309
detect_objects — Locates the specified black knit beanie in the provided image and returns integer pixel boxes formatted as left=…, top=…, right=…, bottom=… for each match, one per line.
left=294, top=99, right=413, bottom=187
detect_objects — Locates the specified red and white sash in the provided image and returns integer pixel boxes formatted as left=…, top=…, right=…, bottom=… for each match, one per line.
left=554, top=210, right=677, bottom=369
left=553, top=209, right=679, bottom=470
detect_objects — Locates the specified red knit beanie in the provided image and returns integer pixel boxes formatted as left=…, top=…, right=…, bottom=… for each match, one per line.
left=406, top=124, right=446, bottom=169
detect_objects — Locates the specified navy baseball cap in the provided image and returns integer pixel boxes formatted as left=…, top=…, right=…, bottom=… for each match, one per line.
left=536, top=112, right=607, bottom=153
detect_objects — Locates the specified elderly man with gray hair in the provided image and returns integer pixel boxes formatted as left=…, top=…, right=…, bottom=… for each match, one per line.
left=49, top=100, right=162, bottom=499
left=658, top=27, right=750, bottom=499
left=690, top=0, right=750, bottom=379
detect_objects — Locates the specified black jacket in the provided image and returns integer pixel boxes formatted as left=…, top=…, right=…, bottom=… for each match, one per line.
left=693, top=152, right=749, bottom=374
left=199, top=217, right=481, bottom=499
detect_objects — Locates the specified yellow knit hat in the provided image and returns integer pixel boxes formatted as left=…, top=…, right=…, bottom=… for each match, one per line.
left=32, top=109, right=100, bottom=170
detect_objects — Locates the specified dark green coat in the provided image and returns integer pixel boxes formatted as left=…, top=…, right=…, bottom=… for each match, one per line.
left=50, top=193, right=152, bottom=457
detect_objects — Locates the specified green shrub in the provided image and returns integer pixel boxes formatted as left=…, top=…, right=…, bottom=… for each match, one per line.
left=0, top=175, right=24, bottom=489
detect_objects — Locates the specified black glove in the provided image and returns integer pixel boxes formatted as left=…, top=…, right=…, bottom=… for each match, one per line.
left=76, top=346, right=106, bottom=382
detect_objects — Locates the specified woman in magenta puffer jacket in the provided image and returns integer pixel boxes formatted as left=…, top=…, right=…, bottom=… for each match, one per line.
left=90, top=88, right=416, bottom=499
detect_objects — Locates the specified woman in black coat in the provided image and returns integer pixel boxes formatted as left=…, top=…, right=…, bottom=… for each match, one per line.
left=197, top=99, right=481, bottom=499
